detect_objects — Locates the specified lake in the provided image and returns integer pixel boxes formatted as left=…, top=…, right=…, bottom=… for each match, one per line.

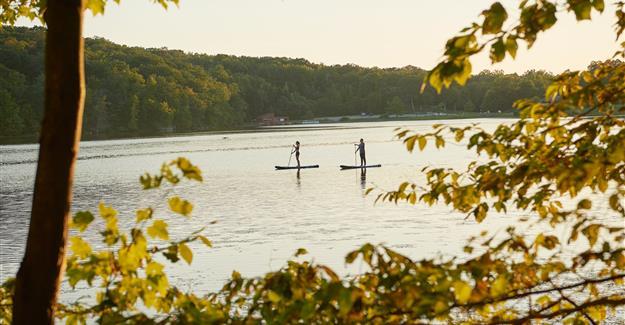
left=0, top=119, right=619, bottom=302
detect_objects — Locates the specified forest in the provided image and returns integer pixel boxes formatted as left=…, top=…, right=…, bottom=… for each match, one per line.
left=0, top=26, right=553, bottom=139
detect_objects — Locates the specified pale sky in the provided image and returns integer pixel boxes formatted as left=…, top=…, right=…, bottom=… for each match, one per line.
left=18, top=0, right=621, bottom=73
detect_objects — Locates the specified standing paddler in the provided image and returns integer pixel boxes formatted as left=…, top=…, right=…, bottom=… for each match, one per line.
left=355, top=138, right=366, bottom=167
left=292, top=141, right=301, bottom=168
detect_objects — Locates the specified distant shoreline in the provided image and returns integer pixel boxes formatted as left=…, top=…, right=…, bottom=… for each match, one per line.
left=0, top=112, right=514, bottom=146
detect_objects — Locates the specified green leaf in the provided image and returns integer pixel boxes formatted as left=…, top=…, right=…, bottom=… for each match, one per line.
left=169, top=196, right=193, bottom=216
left=505, top=36, right=518, bottom=58
left=338, top=289, right=354, bottom=316
left=482, top=2, right=508, bottom=34
left=163, top=245, right=179, bottom=262
left=179, top=243, right=193, bottom=265
left=71, top=211, right=94, bottom=232
left=489, top=38, right=506, bottom=63
left=592, top=0, right=605, bottom=12
left=569, top=0, right=593, bottom=20
left=147, top=220, right=169, bottom=240
left=295, top=248, right=308, bottom=257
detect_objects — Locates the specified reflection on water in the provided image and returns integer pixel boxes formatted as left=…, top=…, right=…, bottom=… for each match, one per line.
left=360, top=168, right=367, bottom=189
left=296, top=169, right=301, bottom=188
left=0, top=119, right=620, bottom=307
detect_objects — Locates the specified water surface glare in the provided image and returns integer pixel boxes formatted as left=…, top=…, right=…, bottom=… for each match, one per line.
left=0, top=119, right=617, bottom=304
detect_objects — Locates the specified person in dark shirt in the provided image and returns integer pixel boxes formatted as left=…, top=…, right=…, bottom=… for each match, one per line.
left=292, top=141, right=300, bottom=167
left=355, top=138, right=366, bottom=166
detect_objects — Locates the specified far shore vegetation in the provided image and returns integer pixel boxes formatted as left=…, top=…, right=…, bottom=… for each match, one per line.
left=2, top=26, right=548, bottom=144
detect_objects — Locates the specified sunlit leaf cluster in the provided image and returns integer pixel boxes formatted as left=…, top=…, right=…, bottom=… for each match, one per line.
left=217, top=241, right=624, bottom=324
left=0, top=0, right=178, bottom=27
left=375, top=59, right=625, bottom=322
left=425, top=0, right=625, bottom=93
left=0, top=158, right=218, bottom=324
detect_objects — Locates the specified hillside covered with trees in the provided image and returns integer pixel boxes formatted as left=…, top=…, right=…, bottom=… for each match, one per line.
left=0, top=26, right=553, bottom=140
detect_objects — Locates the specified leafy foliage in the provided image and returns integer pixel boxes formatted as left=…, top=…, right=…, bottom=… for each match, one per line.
left=0, top=0, right=178, bottom=26
left=425, top=0, right=625, bottom=93
left=371, top=1, right=625, bottom=322
left=1, top=1, right=624, bottom=324
left=0, top=158, right=222, bottom=324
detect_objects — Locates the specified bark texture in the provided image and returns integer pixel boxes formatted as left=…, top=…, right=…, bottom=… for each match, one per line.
left=12, top=0, right=85, bottom=323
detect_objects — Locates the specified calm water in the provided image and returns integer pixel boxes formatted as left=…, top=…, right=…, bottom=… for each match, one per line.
left=0, top=119, right=622, bottom=312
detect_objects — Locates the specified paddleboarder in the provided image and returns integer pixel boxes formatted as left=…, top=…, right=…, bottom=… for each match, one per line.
left=292, top=141, right=301, bottom=168
left=355, top=138, right=366, bottom=166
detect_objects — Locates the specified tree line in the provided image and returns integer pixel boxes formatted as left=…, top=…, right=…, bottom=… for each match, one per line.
left=0, top=26, right=553, bottom=139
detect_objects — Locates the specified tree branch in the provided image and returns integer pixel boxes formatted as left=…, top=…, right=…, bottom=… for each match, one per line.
left=489, top=297, right=625, bottom=324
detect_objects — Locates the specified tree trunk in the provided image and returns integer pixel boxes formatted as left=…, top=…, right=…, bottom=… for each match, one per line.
left=12, top=0, right=85, bottom=323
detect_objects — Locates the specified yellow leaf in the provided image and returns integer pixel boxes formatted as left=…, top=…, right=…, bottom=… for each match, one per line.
left=86, top=0, right=106, bottom=15
left=198, top=235, right=212, bottom=247
left=179, top=243, right=193, bottom=265
left=405, top=136, right=417, bottom=152
left=615, top=252, right=625, bottom=268
left=582, top=224, right=601, bottom=247
left=435, top=136, right=445, bottom=148
left=455, top=129, right=465, bottom=142
left=587, top=305, right=606, bottom=322
left=157, top=276, right=169, bottom=296
left=146, top=261, right=164, bottom=276
left=434, top=300, right=448, bottom=313
left=147, top=220, right=169, bottom=240
left=168, top=197, right=193, bottom=216
left=537, top=295, right=551, bottom=307
left=175, top=157, right=203, bottom=182
left=490, top=275, right=508, bottom=297
left=453, top=281, right=472, bottom=304
left=418, top=136, right=427, bottom=151
left=267, top=290, right=281, bottom=303
left=70, top=236, right=92, bottom=259
left=98, top=202, right=117, bottom=219
left=136, top=208, right=153, bottom=223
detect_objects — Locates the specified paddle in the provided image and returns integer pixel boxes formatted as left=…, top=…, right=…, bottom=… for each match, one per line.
left=287, top=149, right=293, bottom=167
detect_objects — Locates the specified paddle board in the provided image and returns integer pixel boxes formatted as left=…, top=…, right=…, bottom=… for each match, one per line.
left=339, top=164, right=381, bottom=170
left=275, top=165, right=320, bottom=170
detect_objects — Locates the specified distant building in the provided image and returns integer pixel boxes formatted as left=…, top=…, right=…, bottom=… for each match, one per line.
left=256, top=113, right=289, bottom=126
